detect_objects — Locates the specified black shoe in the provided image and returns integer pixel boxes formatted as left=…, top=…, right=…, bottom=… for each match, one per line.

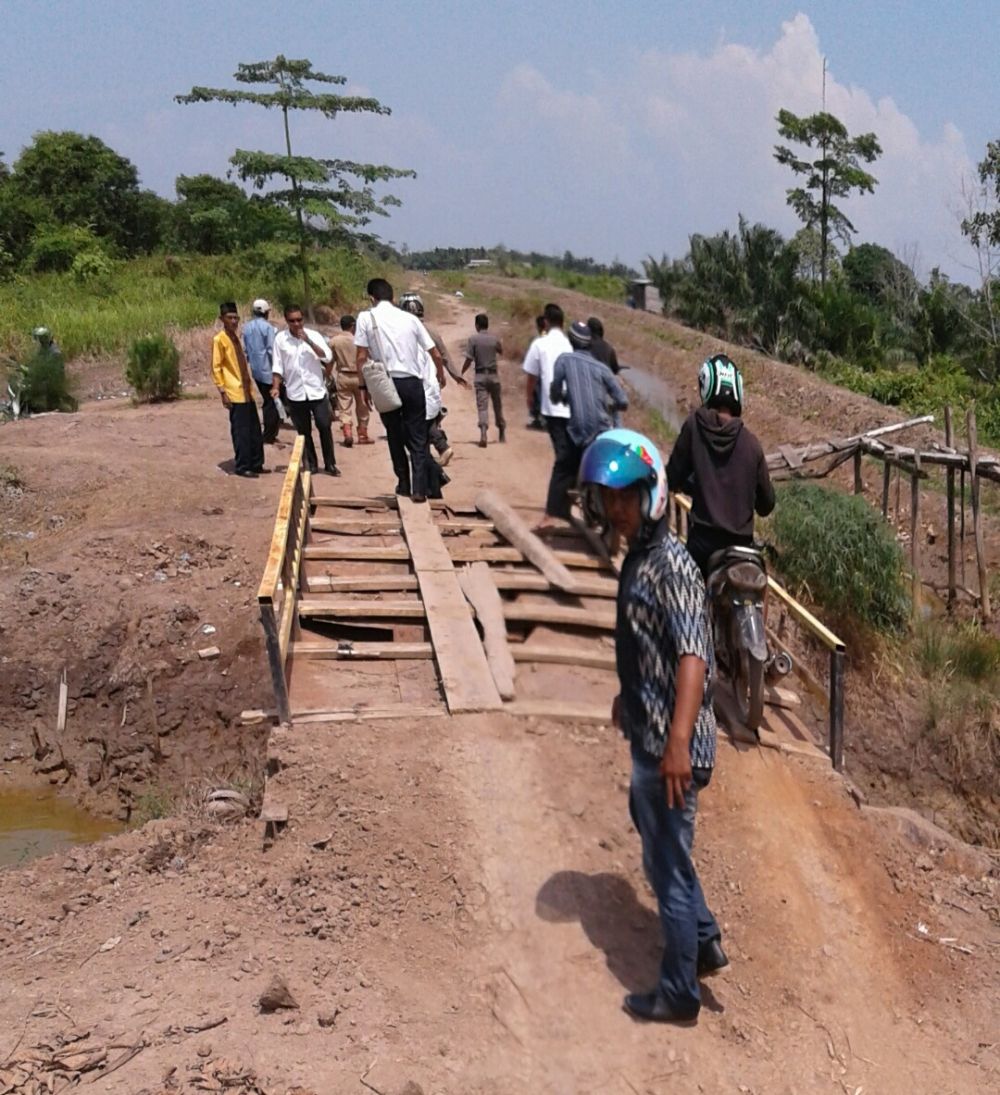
left=236, top=469, right=259, bottom=478
left=697, top=937, right=729, bottom=977
left=323, top=466, right=342, bottom=477
left=395, top=483, right=411, bottom=497
left=498, top=426, right=506, bottom=443
left=254, top=467, right=273, bottom=474
left=411, top=495, right=427, bottom=504
left=623, top=993, right=699, bottom=1025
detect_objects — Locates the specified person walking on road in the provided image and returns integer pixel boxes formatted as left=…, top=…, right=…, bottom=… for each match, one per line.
left=400, top=294, right=463, bottom=468
left=330, top=315, right=372, bottom=448
left=587, top=316, right=621, bottom=374
left=355, top=278, right=447, bottom=504
left=463, top=313, right=505, bottom=448
left=522, top=302, right=573, bottom=527
left=579, top=428, right=727, bottom=1025
left=526, top=314, right=546, bottom=430
left=271, top=304, right=340, bottom=477
left=211, top=301, right=265, bottom=478
left=243, top=299, right=283, bottom=445
left=550, top=320, right=629, bottom=466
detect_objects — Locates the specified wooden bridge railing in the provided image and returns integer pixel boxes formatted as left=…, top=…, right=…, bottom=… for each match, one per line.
left=256, top=436, right=310, bottom=724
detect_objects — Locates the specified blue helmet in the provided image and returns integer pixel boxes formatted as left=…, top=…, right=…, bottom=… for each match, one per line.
left=579, top=428, right=667, bottom=524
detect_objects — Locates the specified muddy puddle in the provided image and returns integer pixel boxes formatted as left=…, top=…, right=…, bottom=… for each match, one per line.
left=621, top=365, right=685, bottom=434
left=0, top=787, right=121, bottom=868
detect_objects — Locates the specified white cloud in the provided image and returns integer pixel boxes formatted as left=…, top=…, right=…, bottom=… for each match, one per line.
left=463, top=12, right=975, bottom=279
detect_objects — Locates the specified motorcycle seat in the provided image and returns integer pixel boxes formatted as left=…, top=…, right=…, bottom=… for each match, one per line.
left=707, top=545, right=767, bottom=593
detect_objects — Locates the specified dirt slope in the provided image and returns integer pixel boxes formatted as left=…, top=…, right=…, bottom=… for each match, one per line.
left=0, top=292, right=996, bottom=1094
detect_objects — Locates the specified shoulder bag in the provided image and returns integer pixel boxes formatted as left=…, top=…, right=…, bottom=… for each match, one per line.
left=361, top=310, right=403, bottom=414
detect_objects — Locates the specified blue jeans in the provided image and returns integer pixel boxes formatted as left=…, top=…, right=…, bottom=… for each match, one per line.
left=629, top=742, right=720, bottom=1011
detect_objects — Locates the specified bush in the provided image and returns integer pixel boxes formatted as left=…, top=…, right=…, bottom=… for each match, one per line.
left=126, top=333, right=181, bottom=403
left=770, top=482, right=909, bottom=633
left=27, top=225, right=106, bottom=273
left=70, top=248, right=115, bottom=285
left=16, top=347, right=77, bottom=413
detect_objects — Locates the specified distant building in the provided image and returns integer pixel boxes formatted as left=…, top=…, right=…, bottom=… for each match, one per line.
left=466, top=259, right=493, bottom=269
left=628, top=278, right=661, bottom=313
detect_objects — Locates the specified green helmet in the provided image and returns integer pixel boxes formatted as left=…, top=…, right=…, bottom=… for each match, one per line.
left=32, top=326, right=52, bottom=344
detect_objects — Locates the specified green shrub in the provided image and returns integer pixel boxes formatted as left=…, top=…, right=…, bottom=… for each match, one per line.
left=27, top=226, right=106, bottom=273
left=770, top=482, right=909, bottom=633
left=126, top=333, right=181, bottom=403
left=16, top=347, right=77, bottom=413
left=70, top=249, right=115, bottom=285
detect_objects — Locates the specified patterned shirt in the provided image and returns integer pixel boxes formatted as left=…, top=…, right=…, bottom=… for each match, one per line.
left=550, top=349, right=629, bottom=447
left=615, top=522, right=717, bottom=767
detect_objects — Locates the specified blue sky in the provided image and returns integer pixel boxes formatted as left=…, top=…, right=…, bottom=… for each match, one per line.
left=2, top=1, right=997, bottom=281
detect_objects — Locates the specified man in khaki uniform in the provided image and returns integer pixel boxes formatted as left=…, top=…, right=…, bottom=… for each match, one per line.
left=330, top=314, right=371, bottom=447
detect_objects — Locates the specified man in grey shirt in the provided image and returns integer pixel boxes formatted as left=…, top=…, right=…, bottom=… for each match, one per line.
left=550, top=320, right=629, bottom=454
left=462, top=313, right=505, bottom=447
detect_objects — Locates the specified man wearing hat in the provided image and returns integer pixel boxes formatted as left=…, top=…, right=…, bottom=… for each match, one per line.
left=548, top=320, right=629, bottom=512
left=243, top=298, right=282, bottom=445
left=211, top=302, right=265, bottom=478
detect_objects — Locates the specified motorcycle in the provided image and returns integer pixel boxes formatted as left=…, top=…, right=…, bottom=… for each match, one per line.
left=706, top=545, right=792, bottom=732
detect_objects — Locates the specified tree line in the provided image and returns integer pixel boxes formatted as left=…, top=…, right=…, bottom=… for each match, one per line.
left=643, top=112, right=1000, bottom=434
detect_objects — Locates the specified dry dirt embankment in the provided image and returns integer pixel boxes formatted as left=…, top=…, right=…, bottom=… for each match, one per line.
left=0, top=293, right=995, bottom=1094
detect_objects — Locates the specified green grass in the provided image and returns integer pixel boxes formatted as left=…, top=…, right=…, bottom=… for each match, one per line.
left=131, top=787, right=173, bottom=826
left=0, top=245, right=391, bottom=365
left=769, top=481, right=910, bottom=635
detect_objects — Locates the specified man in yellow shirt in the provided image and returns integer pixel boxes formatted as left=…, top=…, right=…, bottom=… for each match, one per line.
left=211, top=301, right=265, bottom=478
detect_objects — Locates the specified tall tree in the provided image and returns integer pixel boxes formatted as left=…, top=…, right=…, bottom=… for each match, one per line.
left=774, top=109, right=882, bottom=287
left=960, top=141, right=1000, bottom=373
left=11, top=131, right=147, bottom=254
left=176, top=56, right=414, bottom=313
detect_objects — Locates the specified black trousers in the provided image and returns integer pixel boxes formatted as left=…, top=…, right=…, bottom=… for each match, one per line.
left=685, top=524, right=754, bottom=580
left=229, top=400, right=264, bottom=475
left=287, top=396, right=336, bottom=472
left=380, top=376, right=429, bottom=498
left=256, top=379, right=283, bottom=443
left=544, top=415, right=582, bottom=518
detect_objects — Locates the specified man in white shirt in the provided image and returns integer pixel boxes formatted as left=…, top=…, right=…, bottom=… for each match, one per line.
left=522, top=302, right=574, bottom=526
left=270, top=304, right=340, bottom=477
left=354, top=278, right=447, bottom=503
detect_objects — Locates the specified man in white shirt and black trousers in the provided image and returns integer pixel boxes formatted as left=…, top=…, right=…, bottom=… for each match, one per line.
left=271, top=304, right=340, bottom=476
left=354, top=278, right=447, bottom=504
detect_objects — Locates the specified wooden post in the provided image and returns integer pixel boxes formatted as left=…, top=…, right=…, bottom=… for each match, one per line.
left=853, top=449, right=863, bottom=495
left=967, top=407, right=992, bottom=621
left=944, top=406, right=956, bottom=609
left=910, top=453, right=921, bottom=620
left=881, top=461, right=891, bottom=518
left=960, top=468, right=967, bottom=587
left=894, top=465, right=901, bottom=521
left=829, top=649, right=845, bottom=772
left=259, top=602, right=291, bottom=724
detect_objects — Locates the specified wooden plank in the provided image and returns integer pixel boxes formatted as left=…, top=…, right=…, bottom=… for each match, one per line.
left=398, top=498, right=503, bottom=713
left=311, top=494, right=478, bottom=514
left=492, top=570, right=619, bottom=598
left=474, top=488, right=581, bottom=593
left=764, top=685, right=801, bottom=710
left=297, top=598, right=426, bottom=619
left=278, top=470, right=311, bottom=663
left=257, top=435, right=306, bottom=602
left=448, top=545, right=609, bottom=570
left=310, top=517, right=402, bottom=535
left=778, top=443, right=804, bottom=470
left=292, top=705, right=445, bottom=726
left=458, top=562, right=516, bottom=700
left=305, top=575, right=419, bottom=593
left=967, top=408, right=992, bottom=621
left=512, top=645, right=616, bottom=670
left=289, top=640, right=432, bottom=660
left=503, top=601, right=616, bottom=631
left=304, top=544, right=410, bottom=562
left=502, top=700, right=611, bottom=724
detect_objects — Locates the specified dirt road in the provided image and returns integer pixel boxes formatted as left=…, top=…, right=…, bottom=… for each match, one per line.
left=0, top=293, right=996, bottom=1093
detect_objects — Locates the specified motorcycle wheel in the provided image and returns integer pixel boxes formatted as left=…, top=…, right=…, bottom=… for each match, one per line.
left=733, top=646, right=765, bottom=733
